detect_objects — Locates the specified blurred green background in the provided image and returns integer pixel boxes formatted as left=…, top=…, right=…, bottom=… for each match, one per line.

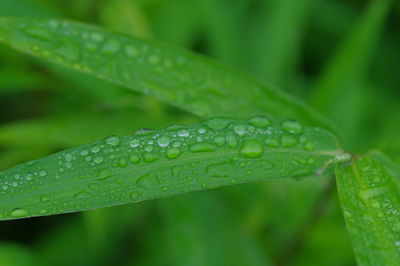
left=0, top=0, right=399, bottom=265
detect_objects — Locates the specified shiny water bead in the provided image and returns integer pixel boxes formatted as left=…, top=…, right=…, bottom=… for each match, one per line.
left=240, top=140, right=264, bottom=158
left=105, top=135, right=120, bottom=146
left=264, top=138, right=280, bottom=147
left=249, top=116, right=271, bottom=128
left=282, top=120, right=303, bottom=135
left=234, top=125, right=246, bottom=136
left=226, top=133, right=238, bottom=148
left=10, top=208, right=29, bottom=218
left=203, top=118, right=231, bottom=130
left=24, top=27, right=53, bottom=42
left=281, top=135, right=298, bottom=147
left=157, top=136, right=171, bottom=147
left=143, top=153, right=160, bottom=163
left=214, top=136, right=225, bottom=146
left=304, top=142, right=315, bottom=151
left=129, top=139, right=140, bottom=148
left=166, top=148, right=181, bottom=159
left=129, top=154, right=140, bottom=163
left=101, top=39, right=120, bottom=54
left=91, top=146, right=100, bottom=153
left=178, top=129, right=190, bottom=137
left=125, top=45, right=139, bottom=57
left=190, top=143, right=217, bottom=152
left=134, top=128, right=153, bottom=136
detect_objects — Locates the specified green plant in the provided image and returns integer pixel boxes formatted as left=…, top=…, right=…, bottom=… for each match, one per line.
left=0, top=0, right=399, bottom=265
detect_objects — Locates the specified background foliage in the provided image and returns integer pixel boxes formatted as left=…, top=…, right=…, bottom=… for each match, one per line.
left=0, top=0, right=399, bottom=265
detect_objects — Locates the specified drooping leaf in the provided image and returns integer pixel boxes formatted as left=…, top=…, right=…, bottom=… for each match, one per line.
left=0, top=116, right=344, bottom=220
left=335, top=155, right=400, bottom=265
left=0, top=17, right=332, bottom=129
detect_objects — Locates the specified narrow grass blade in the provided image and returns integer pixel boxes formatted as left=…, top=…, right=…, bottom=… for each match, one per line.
left=0, top=116, right=343, bottom=220
left=0, top=17, right=332, bottom=129
left=335, top=155, right=400, bottom=265
left=309, top=0, right=391, bottom=149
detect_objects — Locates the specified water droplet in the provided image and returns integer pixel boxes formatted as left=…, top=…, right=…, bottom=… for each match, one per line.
left=204, top=118, right=231, bottom=130
left=134, top=128, right=153, bottom=136
left=91, top=146, right=100, bottom=153
left=74, top=190, right=90, bottom=199
left=24, top=27, right=53, bottom=42
left=101, top=39, right=121, bottom=54
left=264, top=138, right=280, bottom=147
left=80, top=150, right=89, bottom=156
left=226, top=133, right=238, bottom=148
left=166, top=148, right=181, bottom=159
left=281, top=135, right=298, bottom=147
left=94, top=156, right=104, bottom=164
left=129, top=154, right=140, bottom=163
left=10, top=208, right=29, bottom=218
left=359, top=186, right=388, bottom=201
left=136, top=173, right=158, bottom=189
left=214, top=136, right=225, bottom=146
left=119, top=158, right=128, bottom=167
left=190, top=143, right=217, bottom=152
left=240, top=140, right=264, bottom=158
left=129, top=139, right=140, bottom=148
left=178, top=129, right=190, bottom=137
left=395, top=241, right=400, bottom=247
left=304, top=142, right=315, bottom=151
left=39, top=170, right=47, bottom=177
left=157, top=136, right=170, bottom=147
left=40, top=195, right=50, bottom=202
left=130, top=192, right=140, bottom=202
left=105, top=135, right=120, bottom=146
left=198, top=128, right=207, bottom=134
left=125, top=45, right=139, bottom=57
left=148, top=55, right=160, bottom=64
left=234, top=125, right=246, bottom=136
left=143, top=153, right=160, bottom=163
left=91, top=32, right=104, bottom=42
left=282, top=120, right=303, bottom=135
left=249, top=116, right=271, bottom=128
left=144, top=145, right=153, bottom=152
left=65, top=154, right=73, bottom=161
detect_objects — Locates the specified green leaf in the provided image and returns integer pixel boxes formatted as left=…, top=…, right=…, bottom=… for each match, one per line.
left=309, top=0, right=391, bottom=150
left=0, top=116, right=343, bottom=220
left=0, top=17, right=332, bottom=129
left=335, top=155, right=400, bottom=265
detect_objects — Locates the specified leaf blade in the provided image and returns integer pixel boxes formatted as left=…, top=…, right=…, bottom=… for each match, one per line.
left=0, top=17, right=332, bottom=129
left=0, top=116, right=341, bottom=220
left=335, top=155, right=400, bottom=265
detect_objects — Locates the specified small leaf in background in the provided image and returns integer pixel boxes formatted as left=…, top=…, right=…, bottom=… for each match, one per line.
left=0, top=17, right=333, bottom=130
left=0, top=116, right=343, bottom=220
left=335, top=155, right=400, bottom=265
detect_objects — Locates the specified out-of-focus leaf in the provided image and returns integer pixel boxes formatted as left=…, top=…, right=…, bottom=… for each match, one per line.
left=0, top=17, right=333, bottom=129
left=309, top=0, right=391, bottom=150
left=158, top=192, right=271, bottom=266
left=335, top=155, right=400, bottom=265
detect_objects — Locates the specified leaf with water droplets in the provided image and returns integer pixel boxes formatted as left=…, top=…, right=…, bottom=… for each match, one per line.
left=0, top=116, right=342, bottom=220
left=0, top=17, right=333, bottom=130
left=335, top=156, right=400, bottom=265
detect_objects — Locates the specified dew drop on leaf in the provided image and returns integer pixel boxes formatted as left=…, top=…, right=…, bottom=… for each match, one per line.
left=105, top=136, right=120, bottom=146
left=166, top=148, right=180, bottom=159
left=249, top=116, right=271, bottom=128
left=240, top=140, right=264, bottom=158
left=10, top=208, right=29, bottom=218
left=282, top=120, right=303, bottom=135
